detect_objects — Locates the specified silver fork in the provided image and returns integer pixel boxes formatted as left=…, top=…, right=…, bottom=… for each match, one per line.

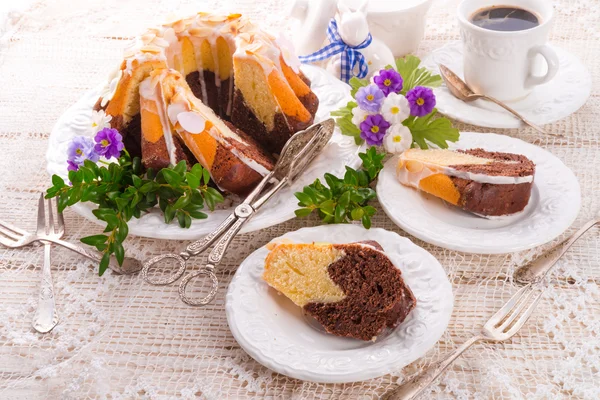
left=382, top=283, right=545, bottom=400
left=0, top=208, right=142, bottom=276
left=32, top=194, right=62, bottom=333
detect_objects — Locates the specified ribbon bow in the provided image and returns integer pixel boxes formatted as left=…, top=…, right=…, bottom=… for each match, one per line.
left=299, top=19, right=372, bottom=83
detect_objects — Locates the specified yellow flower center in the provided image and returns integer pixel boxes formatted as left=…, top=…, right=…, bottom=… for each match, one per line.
left=390, top=106, right=400, bottom=115
left=393, top=135, right=402, bottom=143
left=92, top=122, right=98, bottom=127
left=371, top=126, right=380, bottom=133
left=101, top=139, right=110, bottom=147
left=384, top=79, right=391, bottom=87
left=366, top=94, right=374, bottom=101
left=416, top=98, right=425, bottom=106
left=76, top=148, right=83, bottom=155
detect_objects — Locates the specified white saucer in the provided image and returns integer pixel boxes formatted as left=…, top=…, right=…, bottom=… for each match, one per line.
left=377, top=132, right=581, bottom=254
left=45, top=65, right=363, bottom=240
left=225, top=225, right=453, bottom=383
left=421, top=42, right=592, bottom=129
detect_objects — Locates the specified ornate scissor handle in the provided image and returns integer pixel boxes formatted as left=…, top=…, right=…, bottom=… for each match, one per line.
left=142, top=253, right=188, bottom=285
left=178, top=265, right=219, bottom=306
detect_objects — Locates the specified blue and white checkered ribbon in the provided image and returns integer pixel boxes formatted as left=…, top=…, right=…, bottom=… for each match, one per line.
left=298, top=19, right=372, bottom=83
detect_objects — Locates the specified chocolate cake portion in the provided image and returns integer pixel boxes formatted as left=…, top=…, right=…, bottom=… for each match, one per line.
left=451, top=178, right=533, bottom=216
left=231, top=89, right=314, bottom=154
left=141, top=134, right=192, bottom=171
left=450, top=149, right=535, bottom=217
left=304, top=242, right=416, bottom=341
left=454, top=149, right=536, bottom=177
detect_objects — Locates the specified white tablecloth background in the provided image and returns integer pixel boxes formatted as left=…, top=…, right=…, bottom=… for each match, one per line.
left=0, top=0, right=599, bottom=398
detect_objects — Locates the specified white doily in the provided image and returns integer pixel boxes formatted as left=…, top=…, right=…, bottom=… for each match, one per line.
left=0, top=0, right=599, bottom=398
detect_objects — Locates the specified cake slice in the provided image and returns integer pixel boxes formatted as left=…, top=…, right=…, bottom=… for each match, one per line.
left=262, top=241, right=416, bottom=341
left=139, top=69, right=275, bottom=196
left=397, top=148, right=535, bottom=217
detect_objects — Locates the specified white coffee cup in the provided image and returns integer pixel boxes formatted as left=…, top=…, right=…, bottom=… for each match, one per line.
left=458, top=0, right=559, bottom=102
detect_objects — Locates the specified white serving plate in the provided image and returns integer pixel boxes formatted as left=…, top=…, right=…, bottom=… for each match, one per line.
left=377, top=132, right=581, bottom=254
left=421, top=42, right=591, bottom=129
left=45, top=65, right=362, bottom=240
left=226, top=224, right=453, bottom=383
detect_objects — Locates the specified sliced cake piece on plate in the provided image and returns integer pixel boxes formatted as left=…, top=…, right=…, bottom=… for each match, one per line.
left=397, top=148, right=536, bottom=217
left=262, top=241, right=416, bottom=341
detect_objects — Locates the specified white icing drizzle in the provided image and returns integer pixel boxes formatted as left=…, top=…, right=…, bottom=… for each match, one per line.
left=397, top=152, right=534, bottom=189
left=104, top=13, right=308, bottom=176
left=140, top=77, right=178, bottom=166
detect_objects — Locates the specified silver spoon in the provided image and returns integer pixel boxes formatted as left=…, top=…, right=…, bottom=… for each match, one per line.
left=438, top=64, right=561, bottom=137
left=514, top=212, right=600, bottom=284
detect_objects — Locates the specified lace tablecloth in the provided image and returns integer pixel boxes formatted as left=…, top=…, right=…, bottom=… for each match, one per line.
left=1, top=0, right=599, bottom=398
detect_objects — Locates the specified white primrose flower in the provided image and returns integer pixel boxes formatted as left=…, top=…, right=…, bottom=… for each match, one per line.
left=384, top=124, right=413, bottom=154
left=351, top=106, right=372, bottom=127
left=89, top=109, right=112, bottom=134
left=381, top=93, right=410, bottom=124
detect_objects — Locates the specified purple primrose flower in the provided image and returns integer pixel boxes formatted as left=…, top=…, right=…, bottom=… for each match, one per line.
left=67, top=135, right=99, bottom=170
left=359, top=114, right=390, bottom=146
left=94, top=127, right=124, bottom=159
left=355, top=84, right=385, bottom=113
left=406, top=86, right=436, bottom=117
left=373, top=69, right=403, bottom=96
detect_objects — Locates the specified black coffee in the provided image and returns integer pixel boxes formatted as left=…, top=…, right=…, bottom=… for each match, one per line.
left=470, top=6, right=540, bottom=31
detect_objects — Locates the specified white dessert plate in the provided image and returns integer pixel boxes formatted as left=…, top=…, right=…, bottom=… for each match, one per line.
left=226, top=224, right=453, bottom=383
left=421, top=42, right=592, bottom=129
left=377, top=132, right=581, bottom=254
left=46, top=65, right=362, bottom=240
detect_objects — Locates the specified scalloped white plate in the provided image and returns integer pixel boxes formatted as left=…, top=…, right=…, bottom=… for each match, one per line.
left=377, top=132, right=581, bottom=254
left=421, top=42, right=591, bottom=129
left=45, top=65, right=362, bottom=240
left=226, top=224, right=453, bottom=383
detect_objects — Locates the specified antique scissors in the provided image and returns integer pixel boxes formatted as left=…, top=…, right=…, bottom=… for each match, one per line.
left=142, top=119, right=335, bottom=306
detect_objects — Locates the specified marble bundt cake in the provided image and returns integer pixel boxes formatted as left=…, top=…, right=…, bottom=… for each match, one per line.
left=397, top=148, right=536, bottom=217
left=262, top=241, right=417, bottom=341
left=95, top=12, right=318, bottom=195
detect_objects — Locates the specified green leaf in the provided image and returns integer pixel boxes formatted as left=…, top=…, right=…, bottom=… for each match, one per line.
left=295, top=191, right=313, bottom=207
left=51, top=175, right=65, bottom=188
left=173, top=160, right=187, bottom=175
left=164, top=204, right=176, bottom=223
left=99, top=252, right=110, bottom=276
left=176, top=211, right=186, bottom=228
left=188, top=210, right=208, bottom=219
left=186, top=172, right=200, bottom=190
left=132, top=175, right=142, bottom=188
left=319, top=199, right=335, bottom=216
left=80, top=234, right=108, bottom=246
left=395, top=55, right=443, bottom=94
left=115, top=220, right=128, bottom=243
left=336, top=116, right=362, bottom=142
left=295, top=208, right=313, bottom=218
left=139, top=181, right=160, bottom=194
left=334, top=204, right=346, bottom=224
left=338, top=191, right=351, bottom=209
left=114, top=242, right=125, bottom=266
left=349, top=77, right=369, bottom=97
left=202, top=168, right=211, bottom=185
left=351, top=207, right=364, bottom=221
left=172, top=193, right=191, bottom=210
left=362, top=215, right=372, bottom=229
left=403, top=110, right=460, bottom=149
left=161, top=169, right=181, bottom=186
left=330, top=101, right=357, bottom=118
left=132, top=157, right=142, bottom=175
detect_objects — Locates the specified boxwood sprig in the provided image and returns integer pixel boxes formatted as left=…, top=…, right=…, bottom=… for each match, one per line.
left=294, top=147, right=385, bottom=229
left=45, top=152, right=223, bottom=276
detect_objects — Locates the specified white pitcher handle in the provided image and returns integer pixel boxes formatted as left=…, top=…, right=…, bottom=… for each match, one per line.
left=525, top=45, right=559, bottom=88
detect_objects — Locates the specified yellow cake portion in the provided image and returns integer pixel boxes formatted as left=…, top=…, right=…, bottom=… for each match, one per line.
left=262, top=243, right=346, bottom=307
left=397, top=148, right=494, bottom=206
